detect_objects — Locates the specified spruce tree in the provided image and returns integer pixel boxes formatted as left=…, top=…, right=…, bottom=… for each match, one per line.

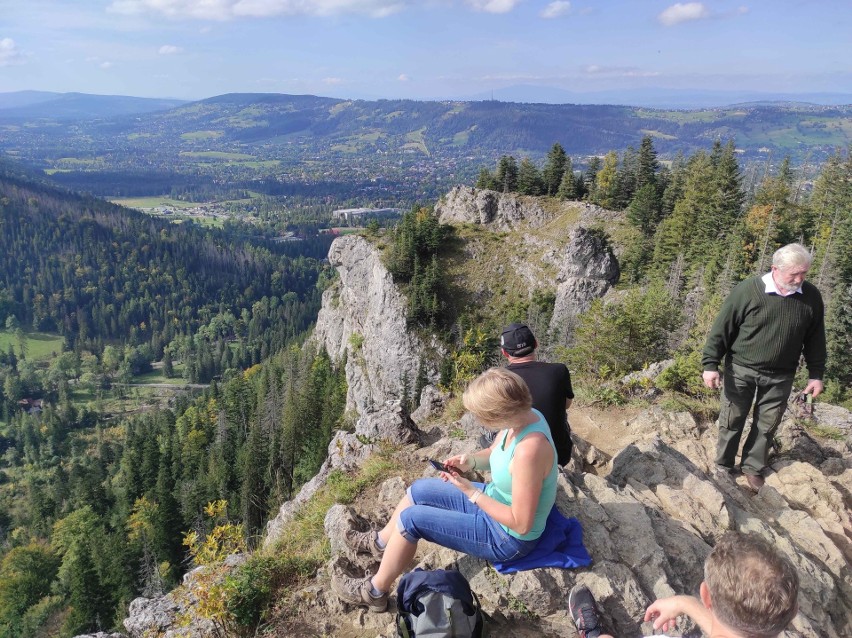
left=636, top=135, right=659, bottom=191
left=495, top=156, right=518, bottom=193
left=542, top=142, right=568, bottom=196
left=556, top=159, right=578, bottom=200
left=517, top=158, right=544, bottom=195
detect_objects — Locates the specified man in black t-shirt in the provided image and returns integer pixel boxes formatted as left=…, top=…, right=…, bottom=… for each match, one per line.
left=497, top=323, right=574, bottom=466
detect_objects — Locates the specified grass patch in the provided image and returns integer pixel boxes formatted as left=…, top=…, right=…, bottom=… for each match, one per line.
left=658, top=394, right=718, bottom=421
left=180, top=130, right=223, bottom=141
left=110, top=196, right=202, bottom=209
left=639, top=129, right=677, bottom=140
left=132, top=368, right=190, bottom=385
left=801, top=421, right=845, bottom=441
left=227, top=444, right=405, bottom=633
left=0, top=329, right=64, bottom=361
left=267, top=444, right=402, bottom=556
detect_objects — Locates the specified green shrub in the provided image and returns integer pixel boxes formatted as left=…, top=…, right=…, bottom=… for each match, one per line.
left=224, top=554, right=320, bottom=632
left=657, top=351, right=713, bottom=398
left=568, top=283, right=682, bottom=380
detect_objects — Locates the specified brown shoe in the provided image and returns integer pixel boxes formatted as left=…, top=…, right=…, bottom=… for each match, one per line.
left=331, top=571, right=388, bottom=612
left=745, top=473, right=765, bottom=492
left=344, top=529, right=385, bottom=559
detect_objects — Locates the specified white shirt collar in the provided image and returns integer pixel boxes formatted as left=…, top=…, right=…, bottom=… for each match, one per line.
left=762, top=271, right=802, bottom=296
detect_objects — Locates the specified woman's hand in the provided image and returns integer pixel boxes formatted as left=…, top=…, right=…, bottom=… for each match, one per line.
left=445, top=453, right=474, bottom=472
left=441, top=467, right=476, bottom=497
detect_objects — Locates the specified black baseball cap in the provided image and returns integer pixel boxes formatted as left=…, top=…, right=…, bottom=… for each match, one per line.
left=500, top=323, right=536, bottom=356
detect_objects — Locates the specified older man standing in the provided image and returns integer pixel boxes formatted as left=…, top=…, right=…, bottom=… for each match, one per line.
left=701, top=243, right=826, bottom=491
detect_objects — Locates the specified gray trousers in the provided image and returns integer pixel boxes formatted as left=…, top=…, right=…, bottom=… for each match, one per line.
left=715, top=363, right=795, bottom=475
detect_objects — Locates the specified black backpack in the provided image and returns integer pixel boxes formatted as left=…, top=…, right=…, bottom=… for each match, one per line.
left=396, top=568, right=484, bottom=638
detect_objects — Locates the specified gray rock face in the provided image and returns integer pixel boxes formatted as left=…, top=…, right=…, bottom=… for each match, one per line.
left=313, top=406, right=852, bottom=638
left=410, top=384, right=448, bottom=425
left=549, top=227, right=620, bottom=341
left=435, top=186, right=554, bottom=229
left=313, top=234, right=444, bottom=415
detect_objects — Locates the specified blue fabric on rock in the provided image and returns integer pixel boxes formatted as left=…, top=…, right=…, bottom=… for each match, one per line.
left=491, top=506, right=592, bottom=574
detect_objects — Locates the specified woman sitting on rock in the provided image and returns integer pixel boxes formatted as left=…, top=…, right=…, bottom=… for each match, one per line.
left=332, top=366, right=558, bottom=611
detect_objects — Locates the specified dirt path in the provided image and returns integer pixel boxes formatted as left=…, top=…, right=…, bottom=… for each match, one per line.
left=570, top=404, right=646, bottom=457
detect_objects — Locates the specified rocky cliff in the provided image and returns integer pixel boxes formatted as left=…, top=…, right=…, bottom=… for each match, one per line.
left=312, top=233, right=445, bottom=415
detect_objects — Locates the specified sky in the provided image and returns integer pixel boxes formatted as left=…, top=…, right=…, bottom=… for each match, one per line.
left=0, top=1, right=850, bottom=101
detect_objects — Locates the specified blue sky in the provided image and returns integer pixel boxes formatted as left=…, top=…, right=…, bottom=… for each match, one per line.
left=0, top=1, right=850, bottom=101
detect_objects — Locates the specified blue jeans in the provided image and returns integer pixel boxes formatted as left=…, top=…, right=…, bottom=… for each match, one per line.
left=397, top=478, right=539, bottom=563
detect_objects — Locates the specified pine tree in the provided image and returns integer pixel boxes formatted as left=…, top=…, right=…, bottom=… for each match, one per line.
left=542, top=143, right=568, bottom=196
left=584, top=156, right=602, bottom=197
left=517, top=158, right=544, bottom=195
left=627, top=183, right=662, bottom=237
left=475, top=167, right=497, bottom=190
left=556, top=157, right=577, bottom=200
left=495, top=156, right=518, bottom=193
left=616, top=145, right=638, bottom=209
left=636, top=135, right=659, bottom=191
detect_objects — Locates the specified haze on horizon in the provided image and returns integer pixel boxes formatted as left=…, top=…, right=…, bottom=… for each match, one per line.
left=1, top=1, right=850, bottom=104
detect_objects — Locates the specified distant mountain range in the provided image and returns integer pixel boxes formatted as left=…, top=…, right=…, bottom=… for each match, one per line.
left=1, top=91, right=851, bottom=203
left=460, top=85, right=852, bottom=109
left=0, top=91, right=187, bottom=119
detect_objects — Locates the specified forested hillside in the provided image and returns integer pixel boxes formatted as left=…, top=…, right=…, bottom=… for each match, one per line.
left=0, top=172, right=330, bottom=386
left=2, top=93, right=850, bottom=206
left=0, top=170, right=348, bottom=637
left=472, top=139, right=852, bottom=404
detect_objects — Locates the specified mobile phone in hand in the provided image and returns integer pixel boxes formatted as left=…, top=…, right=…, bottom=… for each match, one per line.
left=428, top=459, right=450, bottom=472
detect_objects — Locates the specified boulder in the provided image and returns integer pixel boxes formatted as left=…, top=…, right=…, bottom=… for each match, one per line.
left=549, top=227, right=620, bottom=342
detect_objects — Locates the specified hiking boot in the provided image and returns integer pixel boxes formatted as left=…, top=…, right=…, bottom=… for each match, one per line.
left=568, top=584, right=603, bottom=638
left=344, top=528, right=385, bottom=559
left=331, top=571, right=388, bottom=612
left=713, top=465, right=738, bottom=481
left=745, top=473, right=765, bottom=492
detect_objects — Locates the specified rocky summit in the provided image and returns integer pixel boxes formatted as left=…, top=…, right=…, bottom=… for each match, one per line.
left=113, top=195, right=851, bottom=638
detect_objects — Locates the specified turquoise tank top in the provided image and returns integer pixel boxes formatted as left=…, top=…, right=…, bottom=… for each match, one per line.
left=483, top=409, right=558, bottom=540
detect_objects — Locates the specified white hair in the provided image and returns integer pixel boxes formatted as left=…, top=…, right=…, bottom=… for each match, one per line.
left=772, top=243, right=812, bottom=270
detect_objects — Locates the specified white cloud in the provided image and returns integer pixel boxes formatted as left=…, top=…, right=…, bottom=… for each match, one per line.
left=398, top=73, right=410, bottom=82
left=323, top=77, right=342, bottom=85
left=0, top=38, right=25, bottom=67
left=159, top=44, right=183, bottom=54
left=100, top=61, right=114, bottom=69
left=465, top=0, right=521, bottom=14
left=658, top=2, right=710, bottom=27
left=108, top=0, right=409, bottom=20
left=540, top=1, right=570, bottom=19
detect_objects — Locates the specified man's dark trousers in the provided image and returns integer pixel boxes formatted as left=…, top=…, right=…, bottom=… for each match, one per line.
left=716, top=362, right=795, bottom=476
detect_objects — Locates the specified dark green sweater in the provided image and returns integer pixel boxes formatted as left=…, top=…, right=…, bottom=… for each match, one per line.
left=702, top=275, right=826, bottom=379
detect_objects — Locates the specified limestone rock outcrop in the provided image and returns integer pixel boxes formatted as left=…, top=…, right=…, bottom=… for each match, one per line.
left=313, top=234, right=445, bottom=415
left=435, top=186, right=553, bottom=229
left=549, top=227, right=620, bottom=339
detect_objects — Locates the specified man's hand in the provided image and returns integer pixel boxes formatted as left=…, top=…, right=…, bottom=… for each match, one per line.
left=644, top=596, right=685, bottom=632
left=803, top=379, right=824, bottom=398
left=702, top=371, right=721, bottom=389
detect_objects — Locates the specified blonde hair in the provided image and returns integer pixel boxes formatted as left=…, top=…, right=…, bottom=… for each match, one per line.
left=704, top=532, right=799, bottom=638
left=462, top=367, right=532, bottom=427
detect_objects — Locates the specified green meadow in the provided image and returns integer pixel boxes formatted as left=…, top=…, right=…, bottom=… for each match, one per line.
left=0, top=329, right=64, bottom=361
